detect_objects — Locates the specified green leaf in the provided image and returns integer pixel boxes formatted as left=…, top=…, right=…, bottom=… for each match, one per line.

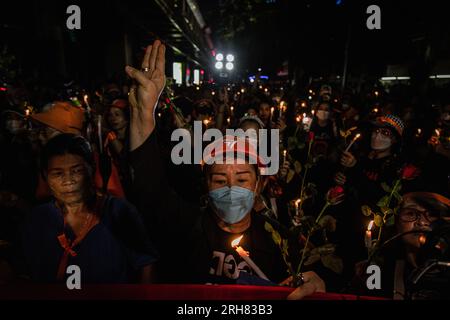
left=294, top=161, right=302, bottom=174
left=361, top=205, right=372, bottom=217
left=374, top=214, right=384, bottom=227
left=264, top=222, right=274, bottom=233
left=393, top=192, right=402, bottom=203
left=271, top=231, right=282, bottom=246
left=377, top=196, right=389, bottom=208
left=287, top=170, right=295, bottom=183
left=385, top=215, right=395, bottom=226
left=317, top=243, right=336, bottom=255
left=318, top=215, right=337, bottom=232
left=305, top=253, right=321, bottom=266
left=381, top=182, right=392, bottom=192
left=381, top=207, right=393, bottom=216
left=321, top=254, right=344, bottom=274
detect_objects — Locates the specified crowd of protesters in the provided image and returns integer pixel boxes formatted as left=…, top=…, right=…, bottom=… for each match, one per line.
left=0, top=40, right=449, bottom=299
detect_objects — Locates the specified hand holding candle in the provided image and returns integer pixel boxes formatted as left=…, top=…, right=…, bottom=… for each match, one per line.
left=344, top=133, right=361, bottom=152
left=231, top=235, right=269, bottom=281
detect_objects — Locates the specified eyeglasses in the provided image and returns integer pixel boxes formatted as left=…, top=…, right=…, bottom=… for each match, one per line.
left=399, top=208, right=438, bottom=223
left=372, top=128, right=393, bottom=137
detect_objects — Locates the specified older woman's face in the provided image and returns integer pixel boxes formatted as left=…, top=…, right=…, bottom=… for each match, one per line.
left=46, top=154, right=90, bottom=205
left=397, top=198, right=439, bottom=250
left=107, top=107, right=128, bottom=131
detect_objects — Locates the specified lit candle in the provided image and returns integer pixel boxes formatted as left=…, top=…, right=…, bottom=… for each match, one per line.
left=311, top=110, right=315, bottom=116
left=241, top=88, right=245, bottom=93
left=227, top=117, right=231, bottom=125
left=372, top=108, right=379, bottom=113
left=295, top=199, right=301, bottom=217
left=212, top=91, right=215, bottom=96
left=83, top=94, right=91, bottom=113
left=282, top=149, right=287, bottom=164
left=435, top=129, right=441, bottom=137
left=365, top=220, right=374, bottom=249
left=344, top=133, right=361, bottom=152
left=374, top=91, right=379, bottom=97
left=301, top=102, right=307, bottom=108
left=25, top=108, right=30, bottom=117
left=230, top=106, right=234, bottom=116
left=97, top=115, right=103, bottom=154
left=270, top=107, right=275, bottom=120
left=231, top=236, right=269, bottom=280
left=203, top=119, right=210, bottom=126
left=296, top=115, right=302, bottom=123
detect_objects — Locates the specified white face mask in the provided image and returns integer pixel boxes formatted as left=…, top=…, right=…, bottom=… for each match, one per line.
left=371, top=132, right=392, bottom=150
left=316, top=110, right=330, bottom=121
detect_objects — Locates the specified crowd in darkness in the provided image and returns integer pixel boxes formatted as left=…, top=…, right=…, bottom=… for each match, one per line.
left=0, top=40, right=449, bottom=299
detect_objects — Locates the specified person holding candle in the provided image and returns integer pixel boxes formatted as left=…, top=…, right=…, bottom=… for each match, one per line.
left=125, top=41, right=326, bottom=298
left=350, top=192, right=450, bottom=299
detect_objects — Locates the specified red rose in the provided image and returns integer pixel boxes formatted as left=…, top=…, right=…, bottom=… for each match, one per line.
left=326, top=186, right=345, bottom=205
left=308, top=132, right=315, bottom=142
left=401, top=164, right=420, bottom=180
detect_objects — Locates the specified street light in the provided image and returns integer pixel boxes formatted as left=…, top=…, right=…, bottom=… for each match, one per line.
left=225, top=62, right=234, bottom=70
left=216, top=53, right=224, bottom=61
left=226, top=54, right=234, bottom=62
left=215, top=61, right=223, bottom=70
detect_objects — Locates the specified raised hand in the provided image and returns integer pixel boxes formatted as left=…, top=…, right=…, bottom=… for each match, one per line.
left=126, top=40, right=166, bottom=151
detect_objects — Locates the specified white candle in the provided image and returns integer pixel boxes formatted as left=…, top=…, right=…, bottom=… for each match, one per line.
left=97, top=115, right=103, bottom=154
left=84, top=94, right=91, bottom=113
left=232, top=236, right=269, bottom=280
left=282, top=150, right=287, bottom=164
left=295, top=199, right=301, bottom=217
left=365, top=220, right=374, bottom=249
left=344, top=133, right=361, bottom=152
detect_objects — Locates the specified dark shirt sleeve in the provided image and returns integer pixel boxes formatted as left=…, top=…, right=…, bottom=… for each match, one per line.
left=129, top=132, right=199, bottom=235
left=107, top=197, right=159, bottom=270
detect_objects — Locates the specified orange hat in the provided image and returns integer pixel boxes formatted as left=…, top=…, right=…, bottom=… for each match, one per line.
left=31, top=101, right=84, bottom=134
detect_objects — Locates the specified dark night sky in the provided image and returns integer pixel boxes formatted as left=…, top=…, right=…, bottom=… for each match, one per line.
left=2, top=0, right=450, bottom=83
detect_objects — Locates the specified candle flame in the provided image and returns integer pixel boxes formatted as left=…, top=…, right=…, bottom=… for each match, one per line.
left=373, top=108, right=379, bottom=113
left=230, top=106, right=234, bottom=111
left=283, top=150, right=287, bottom=157
left=271, top=107, right=274, bottom=114
left=355, top=133, right=361, bottom=140
left=296, top=116, right=301, bottom=123
left=295, top=199, right=301, bottom=207
left=367, top=220, right=374, bottom=231
left=435, top=129, right=441, bottom=137
left=301, top=102, right=306, bottom=108
left=231, top=235, right=244, bottom=248
left=203, top=119, right=210, bottom=125
left=312, top=110, right=315, bottom=115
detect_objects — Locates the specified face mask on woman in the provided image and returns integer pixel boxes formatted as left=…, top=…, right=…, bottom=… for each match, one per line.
left=209, top=185, right=256, bottom=224
left=371, top=132, right=392, bottom=151
left=316, top=110, right=330, bottom=121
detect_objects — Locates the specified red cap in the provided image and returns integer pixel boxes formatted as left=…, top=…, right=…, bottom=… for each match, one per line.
left=203, top=135, right=266, bottom=171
